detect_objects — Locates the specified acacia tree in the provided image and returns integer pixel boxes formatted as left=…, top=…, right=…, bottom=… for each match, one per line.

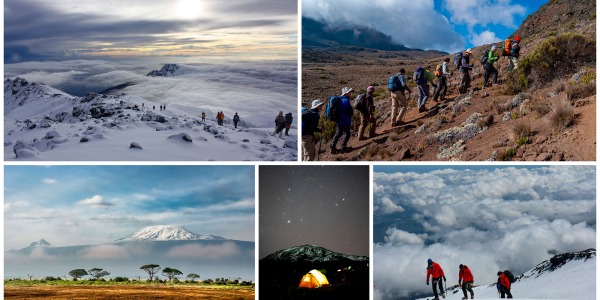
left=68, top=269, right=88, bottom=280
left=186, top=273, right=200, bottom=282
left=88, top=268, right=110, bottom=279
left=140, top=264, right=161, bottom=281
left=162, top=267, right=183, bottom=282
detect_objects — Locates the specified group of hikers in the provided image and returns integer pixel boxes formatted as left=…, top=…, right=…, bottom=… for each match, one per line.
left=301, top=35, right=522, bottom=160
left=426, top=258, right=515, bottom=300
left=272, top=111, right=294, bottom=138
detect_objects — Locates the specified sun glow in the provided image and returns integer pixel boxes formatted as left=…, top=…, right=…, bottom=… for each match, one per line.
left=176, top=0, right=204, bottom=20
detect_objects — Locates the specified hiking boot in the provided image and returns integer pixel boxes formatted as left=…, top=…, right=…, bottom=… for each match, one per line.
left=433, top=297, right=439, bottom=300
left=418, top=106, right=426, bottom=113
left=330, top=147, right=338, bottom=154
left=471, top=292, right=474, bottom=299
left=462, top=297, right=467, bottom=300
left=442, top=293, right=446, bottom=298
left=340, top=146, right=351, bottom=153
left=358, top=136, right=367, bottom=141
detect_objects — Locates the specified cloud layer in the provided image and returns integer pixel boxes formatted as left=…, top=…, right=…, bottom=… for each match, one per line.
left=373, top=166, right=596, bottom=300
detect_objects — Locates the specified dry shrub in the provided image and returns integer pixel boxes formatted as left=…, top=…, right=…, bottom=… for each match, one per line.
left=497, top=147, right=516, bottom=161
left=360, top=144, right=392, bottom=160
left=566, top=82, right=596, bottom=100
left=477, top=115, right=494, bottom=128
left=549, top=101, right=575, bottom=132
left=389, top=131, right=402, bottom=142
left=530, top=96, right=552, bottom=117
left=512, top=121, right=532, bottom=139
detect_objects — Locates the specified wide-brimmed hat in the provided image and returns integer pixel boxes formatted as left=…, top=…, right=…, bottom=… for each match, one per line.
left=465, top=48, right=473, bottom=54
left=311, top=99, right=325, bottom=109
left=341, top=86, right=354, bottom=95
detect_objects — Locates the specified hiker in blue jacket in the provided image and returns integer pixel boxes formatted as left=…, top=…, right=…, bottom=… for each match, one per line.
left=330, top=86, right=354, bottom=154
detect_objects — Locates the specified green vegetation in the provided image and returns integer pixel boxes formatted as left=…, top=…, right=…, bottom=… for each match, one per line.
left=161, top=267, right=183, bottom=282
left=506, top=33, right=595, bottom=94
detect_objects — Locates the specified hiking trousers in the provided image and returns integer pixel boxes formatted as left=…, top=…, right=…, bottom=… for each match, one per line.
left=417, top=84, right=430, bottom=109
left=431, top=277, right=444, bottom=298
left=508, top=56, right=519, bottom=73
left=391, top=91, right=407, bottom=125
left=358, top=113, right=376, bottom=139
left=461, top=281, right=474, bottom=298
left=331, top=124, right=351, bottom=150
left=302, top=135, right=317, bottom=161
left=483, top=63, right=498, bottom=86
left=500, top=286, right=513, bottom=298
left=459, top=71, right=471, bottom=94
left=285, top=123, right=291, bottom=135
left=432, top=76, right=447, bottom=102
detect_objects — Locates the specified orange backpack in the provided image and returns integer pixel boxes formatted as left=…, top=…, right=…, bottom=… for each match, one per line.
left=435, top=64, right=443, bottom=77
left=503, top=39, right=512, bottom=56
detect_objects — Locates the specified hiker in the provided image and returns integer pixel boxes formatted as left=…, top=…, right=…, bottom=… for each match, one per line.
left=426, top=258, right=446, bottom=300
left=458, top=264, right=474, bottom=300
left=483, top=45, right=499, bottom=87
left=497, top=271, right=513, bottom=298
left=506, top=35, right=521, bottom=73
left=330, top=87, right=354, bottom=154
left=389, top=68, right=411, bottom=126
left=415, top=67, right=434, bottom=113
left=217, top=111, right=223, bottom=125
left=272, top=111, right=286, bottom=138
left=160, top=105, right=163, bottom=111
left=233, top=112, right=240, bottom=128
left=432, top=58, right=452, bottom=102
left=284, top=112, right=293, bottom=136
left=459, top=48, right=474, bottom=94
left=201, top=111, right=206, bottom=123
left=302, top=100, right=324, bottom=161
left=220, top=111, right=225, bottom=125
left=356, top=86, right=376, bottom=140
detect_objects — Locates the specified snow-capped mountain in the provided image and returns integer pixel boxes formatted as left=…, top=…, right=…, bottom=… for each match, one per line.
left=112, top=225, right=226, bottom=243
left=29, top=239, right=52, bottom=247
left=146, top=64, right=181, bottom=77
left=4, top=77, right=297, bottom=161
left=417, top=249, right=596, bottom=300
left=262, top=244, right=368, bottom=263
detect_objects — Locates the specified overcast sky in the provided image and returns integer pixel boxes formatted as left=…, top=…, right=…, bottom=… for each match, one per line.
left=5, top=0, right=297, bottom=63
left=4, top=166, right=255, bottom=250
left=373, top=165, right=596, bottom=300
left=302, top=0, right=547, bottom=53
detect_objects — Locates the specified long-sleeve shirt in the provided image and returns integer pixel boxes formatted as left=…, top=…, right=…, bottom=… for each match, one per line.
left=426, top=262, right=445, bottom=281
left=487, top=49, right=499, bottom=64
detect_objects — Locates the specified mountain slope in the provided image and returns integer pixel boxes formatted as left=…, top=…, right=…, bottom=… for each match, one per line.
left=302, top=17, right=411, bottom=51
left=4, top=77, right=297, bottom=161
left=262, top=244, right=367, bottom=263
left=417, top=249, right=595, bottom=300
left=112, top=225, right=226, bottom=243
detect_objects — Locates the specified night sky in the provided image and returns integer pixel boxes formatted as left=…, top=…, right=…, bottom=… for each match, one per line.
left=259, top=165, right=369, bottom=258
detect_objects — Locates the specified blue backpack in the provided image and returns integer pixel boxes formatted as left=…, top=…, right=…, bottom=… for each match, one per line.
left=326, top=95, right=342, bottom=121
left=415, top=67, right=426, bottom=85
left=480, top=50, right=490, bottom=65
left=388, top=75, right=404, bottom=92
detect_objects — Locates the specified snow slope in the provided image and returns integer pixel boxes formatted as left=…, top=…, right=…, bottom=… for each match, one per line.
left=415, top=250, right=595, bottom=300
left=4, top=77, right=297, bottom=161
left=112, top=225, right=226, bottom=243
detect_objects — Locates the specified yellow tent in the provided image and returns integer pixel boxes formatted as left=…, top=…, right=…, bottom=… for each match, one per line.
left=298, top=269, right=330, bottom=288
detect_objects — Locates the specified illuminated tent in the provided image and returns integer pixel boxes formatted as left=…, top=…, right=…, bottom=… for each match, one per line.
left=298, top=269, right=330, bottom=288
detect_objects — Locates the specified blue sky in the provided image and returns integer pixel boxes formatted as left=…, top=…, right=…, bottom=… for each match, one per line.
left=303, top=0, right=548, bottom=53
left=4, top=166, right=255, bottom=249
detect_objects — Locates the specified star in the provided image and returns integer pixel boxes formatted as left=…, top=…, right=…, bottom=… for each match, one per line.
left=287, top=220, right=291, bottom=224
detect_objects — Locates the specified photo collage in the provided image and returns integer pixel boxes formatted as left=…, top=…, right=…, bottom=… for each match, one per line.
left=3, top=0, right=597, bottom=299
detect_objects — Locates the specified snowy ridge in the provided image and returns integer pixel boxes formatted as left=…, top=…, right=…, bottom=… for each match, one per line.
left=263, top=244, right=368, bottom=263
left=112, top=225, right=226, bottom=243
left=4, top=77, right=297, bottom=161
left=416, top=249, right=595, bottom=300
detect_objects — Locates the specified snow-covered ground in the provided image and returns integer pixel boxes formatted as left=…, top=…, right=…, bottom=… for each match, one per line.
left=4, top=77, right=297, bottom=161
left=414, top=252, right=595, bottom=300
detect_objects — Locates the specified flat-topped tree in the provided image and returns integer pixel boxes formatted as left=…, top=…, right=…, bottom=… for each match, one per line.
left=88, top=268, right=110, bottom=279
left=68, top=269, right=88, bottom=280
left=162, top=267, right=183, bottom=282
left=140, top=264, right=161, bottom=281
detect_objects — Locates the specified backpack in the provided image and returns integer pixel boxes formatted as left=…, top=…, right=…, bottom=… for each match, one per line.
left=414, top=67, right=426, bottom=85
left=388, top=75, right=404, bottom=92
left=480, top=50, right=489, bottom=65
left=504, top=270, right=516, bottom=283
left=353, top=93, right=367, bottom=114
left=453, top=52, right=463, bottom=69
left=435, top=64, right=443, bottom=77
left=326, top=95, right=342, bottom=121
left=503, top=39, right=512, bottom=56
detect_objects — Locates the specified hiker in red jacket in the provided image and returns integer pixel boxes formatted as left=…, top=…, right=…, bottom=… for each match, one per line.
left=497, top=271, right=513, bottom=298
left=458, top=264, right=474, bottom=299
left=426, top=258, right=446, bottom=300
